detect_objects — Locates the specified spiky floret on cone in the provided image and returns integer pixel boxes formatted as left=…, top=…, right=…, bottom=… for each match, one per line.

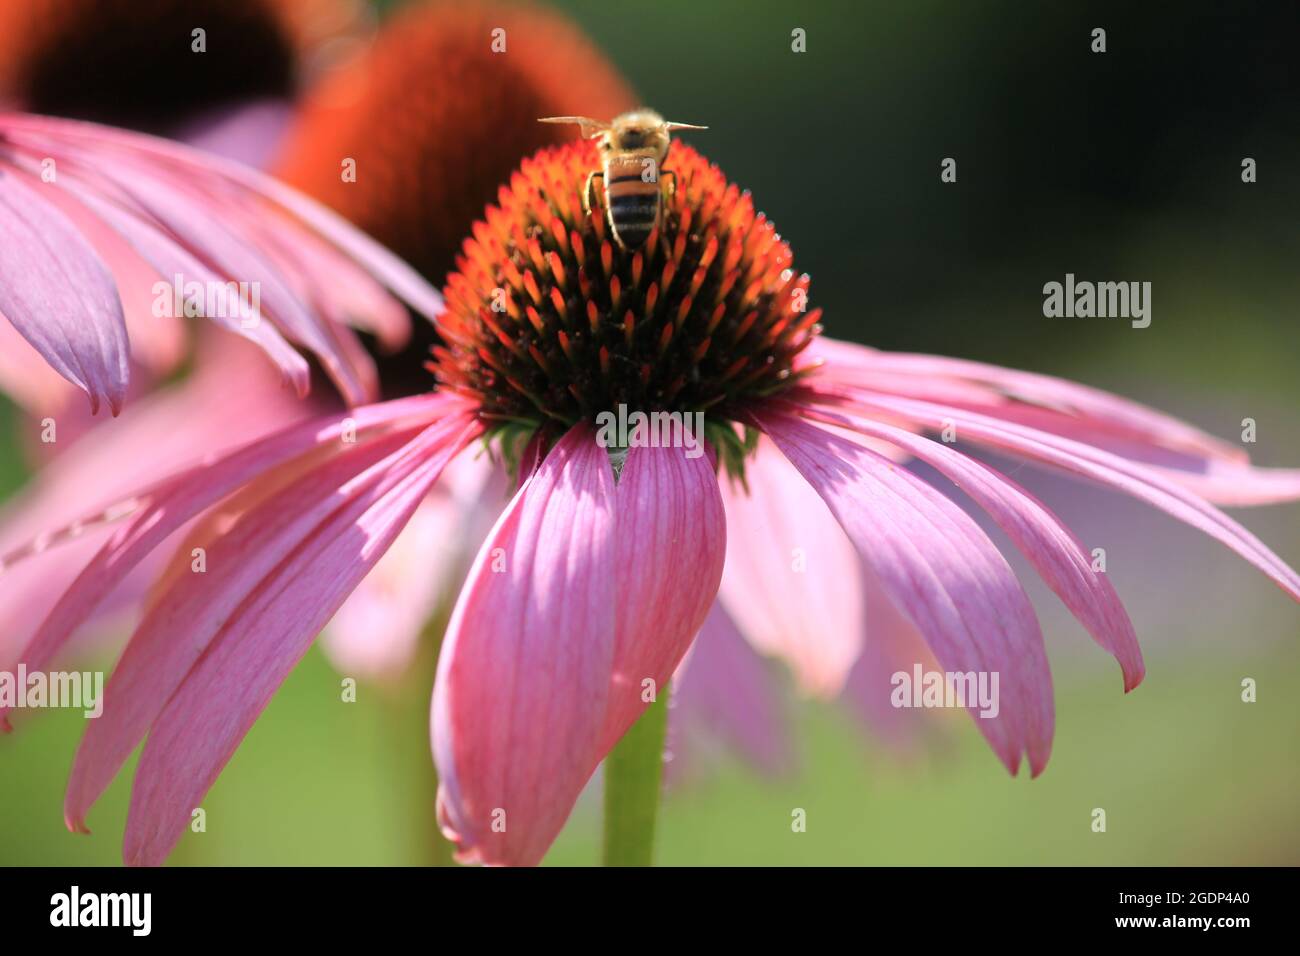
left=432, top=141, right=823, bottom=438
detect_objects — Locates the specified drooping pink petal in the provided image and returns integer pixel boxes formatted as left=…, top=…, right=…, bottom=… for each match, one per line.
left=0, top=111, right=442, bottom=405
left=0, top=167, right=128, bottom=414
left=813, top=337, right=1300, bottom=508
left=1153, top=460, right=1300, bottom=507
left=813, top=337, right=1246, bottom=465
left=432, top=425, right=619, bottom=866
left=52, top=147, right=373, bottom=403
left=754, top=408, right=1055, bottom=776
left=0, top=333, right=316, bottom=676
left=121, top=415, right=480, bottom=865
left=323, top=449, right=506, bottom=682
left=5, top=164, right=186, bottom=383
left=242, top=210, right=410, bottom=353
left=814, top=387, right=1300, bottom=604
left=799, top=402, right=1144, bottom=691
left=670, top=600, right=790, bottom=778
left=718, top=437, right=865, bottom=696
left=64, top=426, right=423, bottom=830
left=433, top=433, right=724, bottom=866
left=1, top=112, right=443, bottom=322
left=4, top=153, right=312, bottom=394
left=599, top=443, right=726, bottom=754
left=0, top=392, right=460, bottom=729
left=843, top=564, right=945, bottom=752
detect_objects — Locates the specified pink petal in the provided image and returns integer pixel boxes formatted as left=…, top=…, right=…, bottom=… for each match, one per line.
left=0, top=167, right=128, bottom=414
left=7, top=163, right=186, bottom=380
left=754, top=409, right=1054, bottom=776
left=0, top=392, right=459, bottom=729
left=64, top=426, right=423, bottom=830
left=62, top=150, right=373, bottom=403
left=323, top=449, right=507, bottom=682
left=26, top=158, right=311, bottom=395
left=433, top=433, right=724, bottom=865
left=815, top=338, right=1246, bottom=465
left=432, top=425, right=619, bottom=866
left=1155, top=460, right=1300, bottom=507
left=170, top=99, right=295, bottom=170
left=801, top=402, right=1144, bottom=691
left=718, top=437, right=865, bottom=696
left=816, top=388, right=1300, bottom=604
left=843, top=564, right=945, bottom=751
left=2, top=113, right=444, bottom=322
left=0, top=333, right=316, bottom=675
left=121, top=414, right=480, bottom=865
left=818, top=341, right=1300, bottom=507
left=670, top=600, right=790, bottom=777
left=599, top=442, right=726, bottom=754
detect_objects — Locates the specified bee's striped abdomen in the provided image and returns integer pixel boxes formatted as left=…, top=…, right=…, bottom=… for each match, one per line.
left=603, top=157, right=661, bottom=249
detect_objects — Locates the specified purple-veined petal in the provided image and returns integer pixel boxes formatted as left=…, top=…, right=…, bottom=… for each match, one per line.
left=432, top=425, right=618, bottom=866
left=121, top=414, right=480, bottom=865
left=799, top=402, right=1144, bottom=691
left=64, top=424, right=431, bottom=830
left=1, top=112, right=444, bottom=322
left=812, top=387, right=1300, bottom=604
left=718, top=437, right=865, bottom=696
left=599, top=443, right=726, bottom=754
left=0, top=393, right=461, bottom=729
left=754, top=408, right=1054, bottom=776
left=0, top=167, right=128, bottom=413
left=670, top=600, right=790, bottom=777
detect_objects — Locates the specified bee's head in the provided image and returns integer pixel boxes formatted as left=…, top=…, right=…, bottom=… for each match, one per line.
left=608, top=109, right=671, bottom=156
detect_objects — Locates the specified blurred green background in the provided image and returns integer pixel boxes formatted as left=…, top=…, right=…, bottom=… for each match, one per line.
left=2, top=0, right=1298, bottom=865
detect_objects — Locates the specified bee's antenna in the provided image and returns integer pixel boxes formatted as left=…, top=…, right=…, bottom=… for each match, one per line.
left=537, top=116, right=609, bottom=139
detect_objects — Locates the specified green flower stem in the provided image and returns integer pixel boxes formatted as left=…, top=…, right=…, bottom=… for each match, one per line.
left=601, top=689, right=670, bottom=867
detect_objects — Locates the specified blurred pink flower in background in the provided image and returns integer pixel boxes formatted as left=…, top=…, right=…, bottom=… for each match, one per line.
left=0, top=112, right=427, bottom=414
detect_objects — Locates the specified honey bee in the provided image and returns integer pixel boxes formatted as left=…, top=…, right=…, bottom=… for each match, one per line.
left=538, top=109, right=707, bottom=250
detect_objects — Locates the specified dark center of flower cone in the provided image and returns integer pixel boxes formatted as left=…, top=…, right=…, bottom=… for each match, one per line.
left=431, top=141, right=822, bottom=437
left=0, top=0, right=299, bottom=131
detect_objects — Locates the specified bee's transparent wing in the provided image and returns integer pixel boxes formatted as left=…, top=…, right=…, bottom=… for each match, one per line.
left=537, top=116, right=610, bottom=140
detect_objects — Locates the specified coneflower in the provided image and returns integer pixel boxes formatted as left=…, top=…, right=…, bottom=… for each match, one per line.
left=5, top=131, right=1300, bottom=868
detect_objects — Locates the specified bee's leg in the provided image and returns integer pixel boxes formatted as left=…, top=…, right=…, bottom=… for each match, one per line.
left=583, top=171, right=604, bottom=216
left=660, top=170, right=678, bottom=199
